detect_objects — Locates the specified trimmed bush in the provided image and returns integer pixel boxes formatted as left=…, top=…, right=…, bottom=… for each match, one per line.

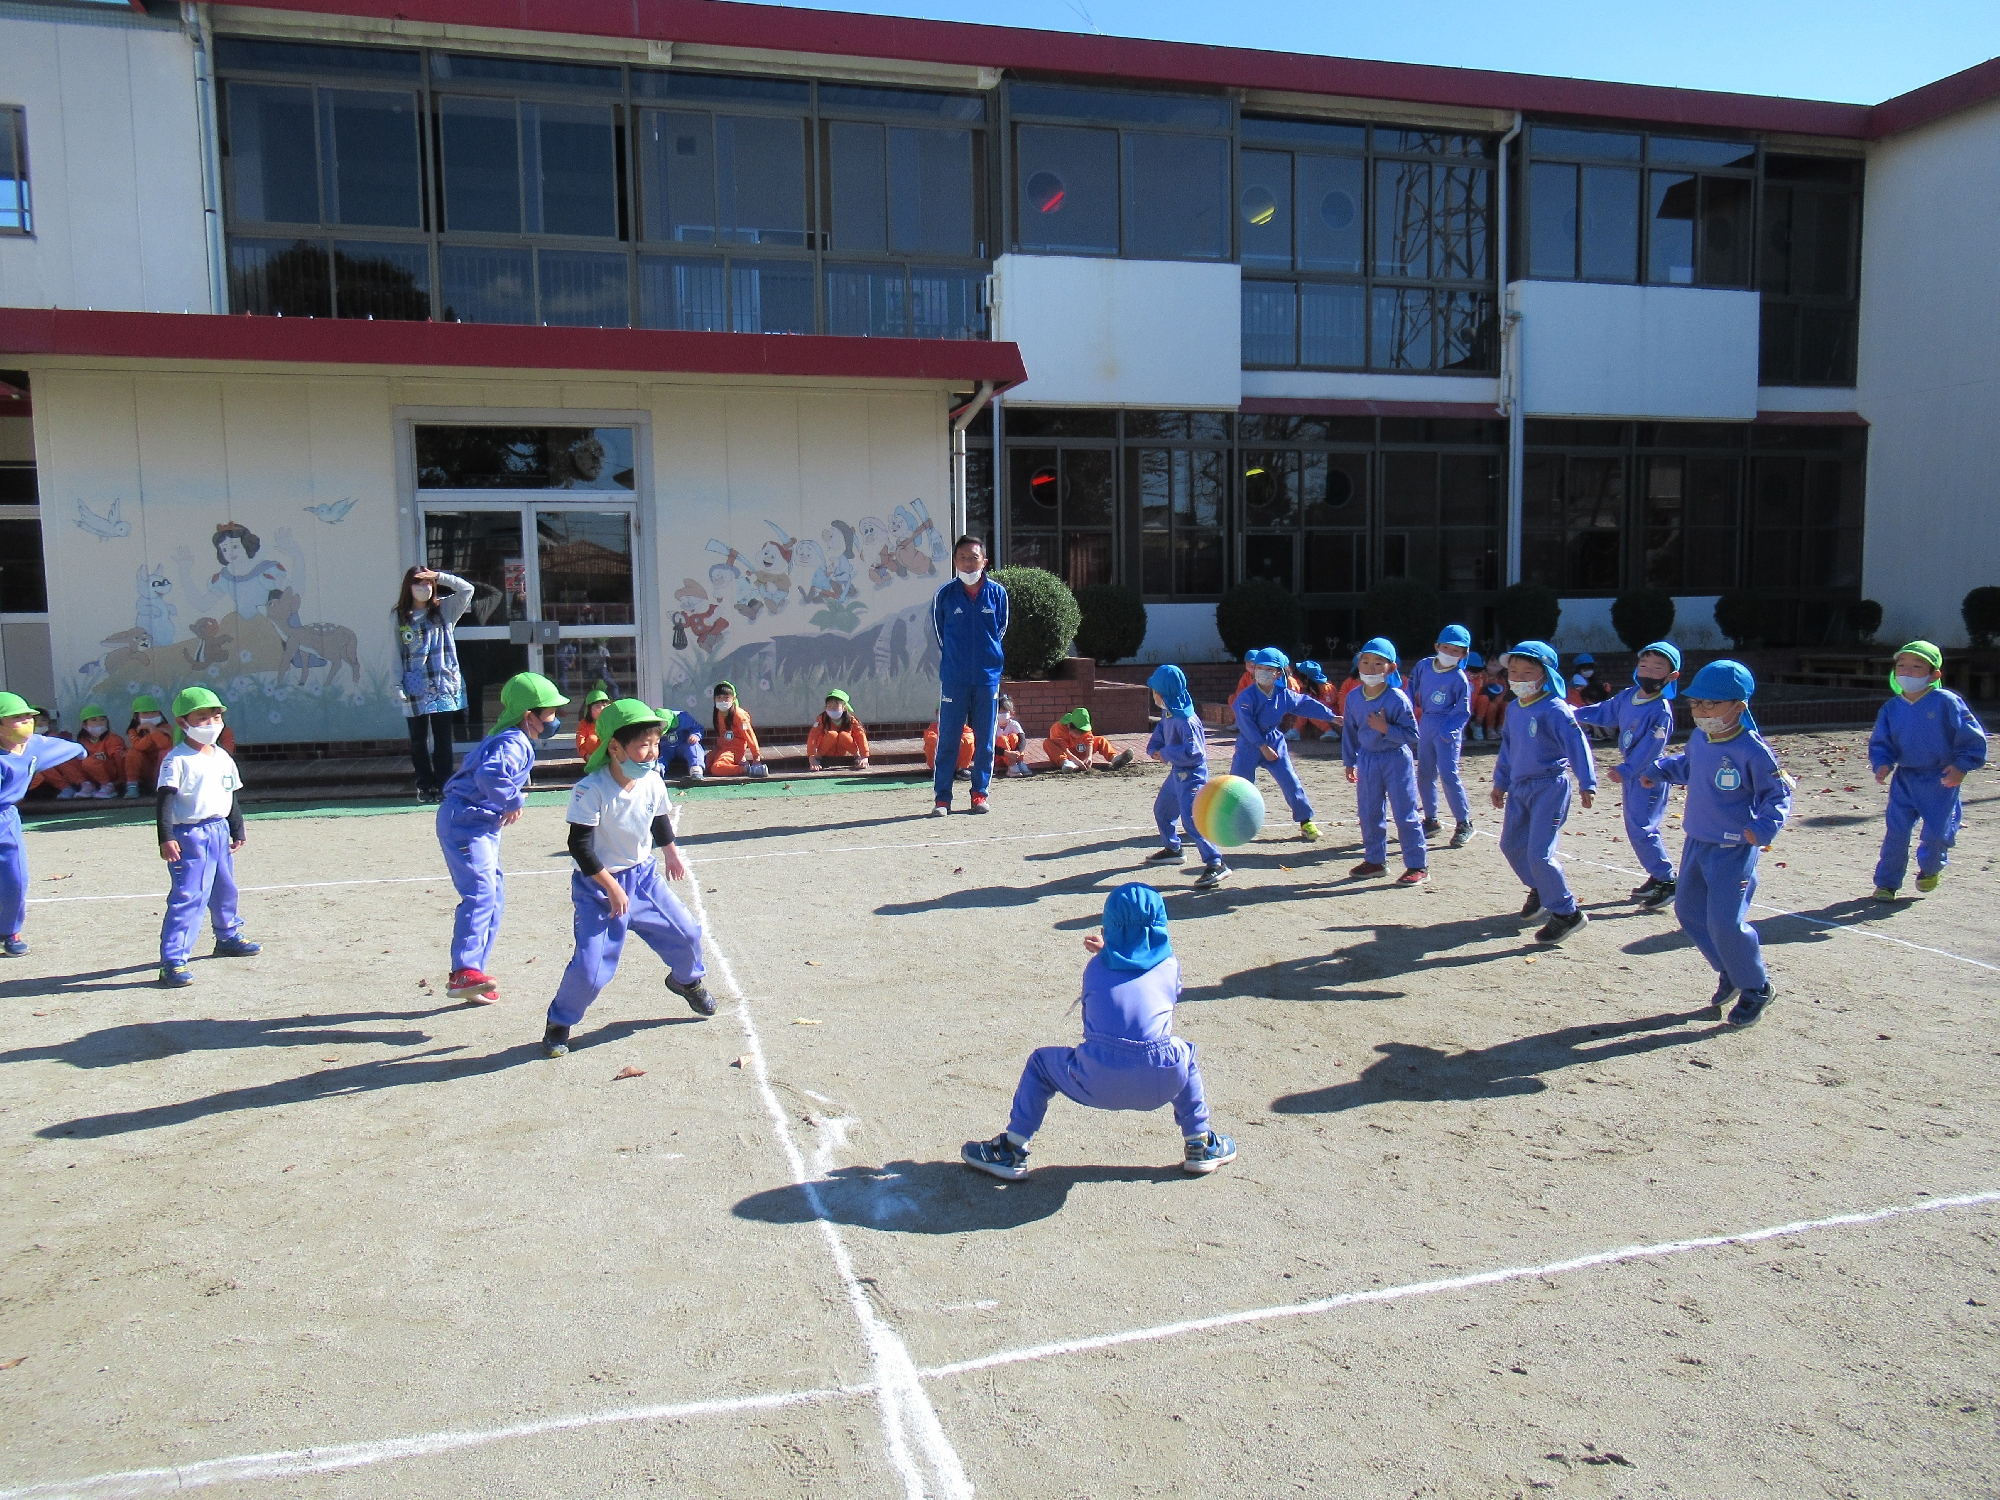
left=1714, top=589, right=1765, bottom=650
left=1963, top=587, right=2000, bottom=649
left=1494, top=582, right=1561, bottom=647
left=1361, top=576, right=1441, bottom=661
left=990, top=567, right=1080, bottom=680
left=1847, top=599, right=1883, bottom=646
left=1611, top=588, right=1676, bottom=652
left=1215, top=579, right=1304, bottom=662
left=1073, top=583, right=1148, bottom=665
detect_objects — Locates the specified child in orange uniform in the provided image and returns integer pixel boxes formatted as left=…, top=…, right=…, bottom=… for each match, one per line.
left=30, top=709, right=87, bottom=799
left=124, top=696, right=174, bottom=797
left=926, top=719, right=975, bottom=774
left=705, top=681, right=767, bottom=778
left=807, top=690, right=870, bottom=771
left=1292, top=661, right=1343, bottom=739
left=994, top=693, right=1030, bottom=777
left=72, top=704, right=127, bottom=799
left=1044, top=708, right=1134, bottom=772
left=574, top=686, right=611, bottom=762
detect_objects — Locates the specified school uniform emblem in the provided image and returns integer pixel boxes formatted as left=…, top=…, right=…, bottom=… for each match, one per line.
left=1528, top=717, right=1539, bottom=737
left=1714, top=759, right=1741, bottom=791
left=1619, top=729, right=1634, bottom=749
left=1430, top=690, right=1446, bottom=705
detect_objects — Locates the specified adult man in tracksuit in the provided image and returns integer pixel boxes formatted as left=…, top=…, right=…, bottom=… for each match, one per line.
left=931, top=536, right=1009, bottom=815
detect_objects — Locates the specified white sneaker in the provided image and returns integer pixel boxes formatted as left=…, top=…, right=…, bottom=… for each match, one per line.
left=57, top=788, right=75, bottom=800
left=1061, top=759, right=1081, bottom=772
left=1008, top=762, right=1029, bottom=777
left=95, top=784, right=117, bottom=798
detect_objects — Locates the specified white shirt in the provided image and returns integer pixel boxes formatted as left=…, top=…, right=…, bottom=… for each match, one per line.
left=566, top=765, right=673, bottom=872
left=158, top=743, right=244, bottom=824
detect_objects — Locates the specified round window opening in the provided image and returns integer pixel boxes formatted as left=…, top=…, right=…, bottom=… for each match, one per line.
left=1320, top=190, right=1357, bottom=231
left=1026, top=170, right=1067, bottom=215
left=1324, top=468, right=1354, bottom=509
left=1028, top=465, right=1059, bottom=508
left=1240, top=185, right=1278, bottom=228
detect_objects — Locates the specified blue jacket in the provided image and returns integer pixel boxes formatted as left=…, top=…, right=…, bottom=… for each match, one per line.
left=1146, top=713, right=1210, bottom=776
left=1078, top=953, right=1183, bottom=1047
left=1652, top=727, right=1791, bottom=846
left=1575, top=686, right=1676, bottom=784
left=1869, top=688, right=1987, bottom=776
left=931, top=576, right=1009, bottom=686
left=440, top=727, right=538, bottom=822
left=0, top=734, right=86, bottom=810
left=1232, top=682, right=1337, bottom=753
left=1339, top=684, right=1419, bottom=767
left=1494, top=691, right=1597, bottom=794
left=1409, top=657, right=1471, bottom=736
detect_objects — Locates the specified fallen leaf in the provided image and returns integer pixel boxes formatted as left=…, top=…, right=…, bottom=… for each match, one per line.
left=1279, top=865, right=1293, bottom=872
left=733, top=1055, right=753, bottom=1069
left=613, top=1065, right=646, bottom=1080
left=524, top=956, right=536, bottom=964
left=1523, top=956, right=1539, bottom=964
left=47, top=873, right=71, bottom=881
left=31, top=1011, right=45, bottom=1017
left=1877, top=1033, right=1892, bottom=1040
left=321, top=1057, right=337, bottom=1062
left=804, top=960, right=821, bottom=966
left=282, top=1165, right=295, bottom=1172
left=0, top=1356, right=26, bottom=1370
left=792, top=1017, right=822, bottom=1026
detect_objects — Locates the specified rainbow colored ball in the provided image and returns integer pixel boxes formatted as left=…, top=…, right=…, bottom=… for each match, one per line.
left=1192, top=774, right=1266, bottom=848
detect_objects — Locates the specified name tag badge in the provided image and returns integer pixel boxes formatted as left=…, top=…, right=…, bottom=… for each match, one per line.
left=1430, top=691, right=1446, bottom=705
left=1714, top=760, right=1742, bottom=792
left=1528, top=718, right=1539, bottom=738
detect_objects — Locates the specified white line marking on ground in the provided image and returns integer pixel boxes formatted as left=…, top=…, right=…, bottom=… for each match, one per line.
left=916, top=1188, right=2000, bottom=1382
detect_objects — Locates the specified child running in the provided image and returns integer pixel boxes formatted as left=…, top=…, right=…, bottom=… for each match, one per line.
left=1491, top=641, right=1597, bottom=943
left=1230, top=647, right=1338, bottom=839
left=1574, top=641, right=1682, bottom=908
left=544, top=699, right=713, bottom=1058
left=1144, top=665, right=1227, bottom=889
left=435, top=672, right=568, bottom=1003
left=156, top=688, right=260, bottom=987
left=1340, top=637, right=1427, bottom=884
left=1868, top=640, right=1987, bottom=900
left=960, top=882, right=1234, bottom=1180
left=806, top=690, right=870, bottom=771
left=1641, top=660, right=1792, bottom=1025
left=0, top=691, right=86, bottom=956
left=1409, top=624, right=1475, bottom=847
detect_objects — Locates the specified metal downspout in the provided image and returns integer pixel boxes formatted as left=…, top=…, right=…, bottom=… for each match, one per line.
left=185, top=3, right=228, bottom=314
left=1497, top=112, right=1524, bottom=587
left=949, top=380, right=996, bottom=543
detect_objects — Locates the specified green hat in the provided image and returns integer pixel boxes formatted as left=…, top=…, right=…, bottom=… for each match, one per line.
left=583, top=685, right=611, bottom=707
left=713, top=681, right=737, bottom=698
left=130, top=694, right=162, bottom=713
left=825, top=688, right=851, bottom=708
left=499, top=672, right=568, bottom=721
left=172, top=686, right=227, bottom=744
left=584, top=698, right=666, bottom=775
left=0, top=691, right=32, bottom=720
left=1060, top=707, right=1092, bottom=732
left=80, top=703, right=108, bottom=724
left=1889, top=640, right=1943, bottom=691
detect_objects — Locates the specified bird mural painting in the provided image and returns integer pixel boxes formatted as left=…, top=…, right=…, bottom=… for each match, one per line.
left=304, top=498, right=359, bottom=524
left=75, top=499, right=131, bottom=540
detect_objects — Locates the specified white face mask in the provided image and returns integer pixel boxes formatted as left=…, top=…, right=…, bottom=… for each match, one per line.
left=1509, top=678, right=1538, bottom=698
left=1895, top=674, right=1932, bottom=696
left=955, top=567, right=983, bottom=586
left=1252, top=669, right=1280, bottom=689
left=410, top=584, right=434, bottom=604
left=1359, top=672, right=1387, bottom=688
left=183, top=721, right=224, bottom=745
left=1693, top=714, right=1735, bottom=737
left=137, top=714, right=162, bottom=728
left=83, top=720, right=108, bottom=737
left=714, top=698, right=733, bottom=712
left=1435, top=651, right=1464, bottom=671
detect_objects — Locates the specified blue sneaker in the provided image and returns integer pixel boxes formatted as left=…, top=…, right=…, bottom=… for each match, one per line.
left=1709, top=976, right=1738, bottom=1013
left=2, top=933, right=26, bottom=958
left=1728, top=985, right=1774, bottom=1027
left=213, top=934, right=261, bottom=958
left=1183, top=1131, right=1237, bottom=1174
left=1146, top=845, right=1184, bottom=863
left=159, top=963, right=193, bottom=987
left=961, top=1134, right=1029, bottom=1180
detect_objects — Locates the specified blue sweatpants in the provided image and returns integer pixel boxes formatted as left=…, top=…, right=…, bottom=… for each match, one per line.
left=547, top=860, right=706, bottom=1028
left=0, top=806, right=27, bottom=937
left=1008, top=1035, right=1209, bottom=1141
left=1676, top=838, right=1767, bottom=992
left=437, top=802, right=505, bottom=973
left=1229, top=741, right=1314, bottom=822
left=1620, top=774, right=1676, bottom=882
left=160, top=816, right=242, bottom=965
left=1874, top=768, right=1962, bottom=890
left=934, top=679, right=997, bottom=805
left=1357, top=747, right=1427, bottom=869
left=1417, top=725, right=1471, bottom=826
left=1154, top=768, right=1221, bottom=865
left=1499, top=774, right=1577, bottom=916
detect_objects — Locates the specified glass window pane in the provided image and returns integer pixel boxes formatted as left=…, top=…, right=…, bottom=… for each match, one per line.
left=1580, top=166, right=1639, bottom=281
left=638, top=255, right=725, bottom=329
left=1373, top=160, right=1430, bottom=277
left=417, top=428, right=633, bottom=492
left=1297, top=153, right=1364, bottom=274
left=1798, top=307, right=1856, bottom=384
left=1187, top=450, right=1224, bottom=527
left=1441, top=453, right=1498, bottom=527
left=1303, top=451, right=1366, bottom=526
left=440, top=244, right=534, bottom=324
left=1436, top=290, right=1495, bottom=372
left=1006, top=410, right=1116, bottom=438
left=909, top=266, right=986, bottom=340
left=1796, top=190, right=1854, bottom=298
left=1010, top=447, right=1059, bottom=530
left=1432, top=166, right=1488, bottom=280
left=635, top=71, right=811, bottom=107
left=0, top=109, right=26, bottom=234
left=1382, top=452, right=1436, bottom=527
left=1566, top=457, right=1625, bottom=532
left=1242, top=451, right=1297, bottom=528
left=549, top=635, right=639, bottom=702
left=538, top=510, right=634, bottom=625
left=826, top=262, right=905, bottom=336
left=1754, top=459, right=1803, bottom=527
left=419, top=511, right=525, bottom=622
left=1238, top=149, right=1293, bottom=269
left=828, top=121, right=888, bottom=253
left=1686, top=458, right=1739, bottom=529
left=1062, top=449, right=1114, bottom=527
left=227, top=82, right=318, bottom=225
left=966, top=447, right=995, bottom=556
left=333, top=240, right=430, bottom=319
left=1122, top=131, right=1228, bottom=260
left=1241, top=281, right=1297, bottom=366
left=1063, top=533, right=1114, bottom=589
left=1134, top=448, right=1172, bottom=528
left=1178, top=532, right=1224, bottom=595
left=1015, top=124, right=1119, bottom=255
left=525, top=102, right=617, bottom=239
left=1009, top=532, right=1057, bottom=573
left=819, top=83, right=985, bottom=121
left=888, top=127, right=976, bottom=256
left=1686, top=529, right=1736, bottom=590
left=228, top=237, right=330, bottom=316
left=1647, top=172, right=1696, bottom=285
left=1007, top=84, right=1228, bottom=130
left=1301, top=282, right=1365, bottom=367
left=440, top=97, right=520, bottom=234
left=1241, top=116, right=1366, bottom=151
left=434, top=53, right=620, bottom=91
left=640, top=111, right=716, bottom=244
left=0, top=519, right=47, bottom=612
left=1382, top=131, right=1490, bottom=157
left=319, top=89, right=420, bottom=228
left=1244, top=533, right=1295, bottom=590
left=1441, top=528, right=1497, bottom=591
left=1649, top=137, right=1756, bottom=170
left=1569, top=531, right=1622, bottom=590
left=538, top=249, right=629, bottom=327
left=1520, top=532, right=1563, bottom=588
left=1532, top=126, right=1641, bottom=161
left=216, top=37, right=421, bottom=78
left=1699, top=175, right=1752, bottom=286
left=717, top=115, right=807, bottom=247
left=1142, top=529, right=1171, bottom=593
left=1528, top=162, right=1577, bottom=279
left=1371, top=287, right=1432, bottom=370
left=729, top=258, right=814, bottom=333
left=1759, top=300, right=1799, bottom=385
left=1760, top=185, right=1793, bottom=294
left=1303, top=531, right=1362, bottom=593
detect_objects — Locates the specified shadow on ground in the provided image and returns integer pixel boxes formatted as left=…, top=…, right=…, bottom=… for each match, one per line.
left=734, top=1157, right=1190, bottom=1234
left=0, top=1004, right=463, bottom=1068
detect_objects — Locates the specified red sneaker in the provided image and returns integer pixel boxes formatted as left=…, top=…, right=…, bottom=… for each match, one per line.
left=1347, top=862, right=1387, bottom=878
left=968, top=794, right=990, bottom=814
left=1394, top=867, right=1430, bottom=886
left=447, top=968, right=499, bottom=1003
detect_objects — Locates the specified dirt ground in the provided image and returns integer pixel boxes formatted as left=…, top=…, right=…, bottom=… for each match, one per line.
left=2, top=728, right=1997, bottom=1499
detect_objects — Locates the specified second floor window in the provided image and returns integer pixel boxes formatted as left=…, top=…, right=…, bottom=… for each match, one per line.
left=1, top=107, right=32, bottom=235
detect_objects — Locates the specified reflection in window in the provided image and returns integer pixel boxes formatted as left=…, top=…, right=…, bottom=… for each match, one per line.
left=1015, top=124, right=1119, bottom=255
left=318, top=90, right=422, bottom=227
left=717, top=115, right=808, bottom=246
left=334, top=241, right=430, bottom=319
left=440, top=245, right=534, bottom=324
left=440, top=98, right=618, bottom=239
left=1759, top=157, right=1861, bottom=385
left=538, top=510, right=635, bottom=626
left=538, top=250, right=629, bottom=327
left=730, top=259, right=815, bottom=334
left=1647, top=172, right=1695, bottom=284
left=1122, top=131, right=1228, bottom=260
left=0, top=108, right=28, bottom=235
left=415, top=426, right=637, bottom=491
left=229, top=237, right=332, bottom=317
left=226, top=83, right=319, bottom=225
left=639, top=256, right=726, bottom=330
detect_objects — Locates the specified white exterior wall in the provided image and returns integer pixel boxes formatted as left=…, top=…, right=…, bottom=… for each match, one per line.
left=1856, top=98, right=2000, bottom=647
left=1514, top=280, right=1760, bottom=420
left=0, top=8, right=212, bottom=313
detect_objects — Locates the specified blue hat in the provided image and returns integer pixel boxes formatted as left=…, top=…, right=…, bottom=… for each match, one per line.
left=1294, top=660, right=1328, bottom=686
left=1507, top=641, right=1565, bottom=701
left=1147, top=663, right=1196, bottom=719
left=1100, top=882, right=1172, bottom=973
left=1437, top=624, right=1472, bottom=649
left=1685, top=658, right=1758, bottom=732
left=1357, top=637, right=1403, bottom=689
left=1637, top=641, right=1682, bottom=700
left=1466, top=651, right=1486, bottom=669
left=1245, top=647, right=1290, bottom=670
left=1575, top=652, right=1595, bottom=664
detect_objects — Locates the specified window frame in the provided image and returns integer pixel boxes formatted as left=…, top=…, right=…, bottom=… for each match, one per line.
left=1, top=105, right=34, bottom=237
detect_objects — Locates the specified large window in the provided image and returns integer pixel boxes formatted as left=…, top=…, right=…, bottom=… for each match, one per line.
left=1005, top=409, right=1119, bottom=591
left=0, top=371, right=43, bottom=616
left=217, top=38, right=990, bottom=337
left=1130, top=413, right=1230, bottom=598
left=1759, top=155, right=1861, bottom=386
left=1, top=107, right=30, bottom=235
left=1240, top=121, right=1496, bottom=373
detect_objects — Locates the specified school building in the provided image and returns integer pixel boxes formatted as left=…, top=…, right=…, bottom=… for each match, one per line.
left=0, top=0, right=1994, bottom=745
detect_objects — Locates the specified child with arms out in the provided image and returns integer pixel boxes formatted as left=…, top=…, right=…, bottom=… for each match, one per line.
left=1230, top=647, right=1339, bottom=839
left=1144, top=665, right=1228, bottom=889
left=1340, top=637, right=1428, bottom=884
left=1490, top=642, right=1597, bottom=944
left=1409, top=624, right=1475, bottom=847
left=0, top=692, right=86, bottom=956
left=1574, top=641, right=1682, bottom=908
left=155, top=688, right=260, bottom=986
left=1868, top=641, right=1986, bottom=900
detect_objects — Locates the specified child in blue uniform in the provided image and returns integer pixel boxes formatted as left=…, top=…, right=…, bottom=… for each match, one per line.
left=961, top=882, right=1234, bottom=1179
left=1869, top=640, right=1987, bottom=899
left=1641, top=660, right=1792, bottom=1026
left=1230, top=647, right=1339, bottom=840
left=1574, top=641, right=1682, bottom=908
left=658, top=707, right=705, bottom=782
left=1491, top=641, right=1598, bottom=943
left=435, top=672, right=568, bottom=1003
left=155, top=688, right=261, bottom=986
left=0, top=691, right=86, bottom=957
left=544, top=699, right=712, bottom=1057
left=1341, top=636, right=1427, bottom=884
left=1410, top=623, right=1475, bottom=847
left=1143, top=665, right=1227, bottom=889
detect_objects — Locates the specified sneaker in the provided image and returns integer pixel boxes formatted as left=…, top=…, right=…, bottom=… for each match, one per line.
left=1147, top=845, right=1185, bottom=863
left=447, top=968, right=499, bottom=1002
left=1916, top=872, right=1942, bottom=893
left=1110, top=748, right=1135, bottom=770
left=1183, top=1131, right=1237, bottom=1174
left=1639, top=879, right=1677, bottom=910
left=212, top=933, right=261, bottom=958
left=1708, top=976, right=1738, bottom=1014
left=56, top=788, right=75, bottom=800
left=930, top=801, right=950, bottom=817
left=1422, top=818, right=1442, bottom=837
left=159, top=963, right=193, bottom=987
left=1348, top=861, right=1387, bottom=878
left=1285, top=728, right=1301, bottom=742
left=1300, top=820, right=1322, bottom=842
left=125, top=783, right=140, bottom=798
left=967, top=794, right=990, bottom=815
left=1394, top=867, right=1430, bottom=886
left=1449, top=822, right=1474, bottom=849
left=955, top=768, right=971, bottom=781
left=961, top=1134, right=1029, bottom=1180
left=1728, top=985, right=1774, bottom=1026
left=1194, top=862, right=1229, bottom=889
left=1008, top=762, right=1030, bottom=777
left=1, top=933, right=25, bottom=957
left=666, top=974, right=717, bottom=1016
left=1060, top=759, right=1082, bottom=772
left=1535, top=910, right=1587, bottom=944
left=93, top=784, right=117, bottom=799
left=1873, top=886, right=1898, bottom=901
left=1519, top=890, right=1543, bottom=920
left=745, top=763, right=770, bottom=779
left=1631, top=875, right=1666, bottom=899
left=542, top=1023, right=571, bottom=1058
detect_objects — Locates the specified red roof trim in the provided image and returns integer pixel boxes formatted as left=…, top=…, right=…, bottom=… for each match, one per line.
left=1240, top=397, right=1502, bottom=420
left=1753, top=409, right=1868, bottom=427
left=0, top=309, right=1027, bottom=387
left=216, top=0, right=1879, bottom=138
left=1868, top=56, right=2000, bottom=139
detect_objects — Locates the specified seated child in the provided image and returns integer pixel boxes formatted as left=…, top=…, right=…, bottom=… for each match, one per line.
left=1044, top=707, right=1133, bottom=772
left=659, top=708, right=704, bottom=780
left=28, top=708, right=85, bottom=800
left=1470, top=654, right=1508, bottom=742
left=156, top=687, right=261, bottom=987
left=0, top=691, right=86, bottom=955
left=960, top=882, right=1235, bottom=1180
left=1230, top=647, right=1339, bottom=838
left=1574, top=640, right=1681, bottom=907
left=544, top=699, right=713, bottom=1058
left=1292, top=661, right=1342, bottom=738
left=1144, top=664, right=1227, bottom=888
left=925, top=719, right=975, bottom=775
left=1491, top=641, right=1596, bottom=944
left=1869, top=640, right=1987, bottom=899
left=806, top=690, right=870, bottom=771
left=1642, top=660, right=1792, bottom=1026
left=574, top=687, right=611, bottom=762
left=705, top=681, right=767, bottom=779
left=1568, top=653, right=1615, bottom=740
left=125, top=696, right=174, bottom=798
left=994, top=693, right=1030, bottom=777
left=72, top=704, right=127, bottom=799
left=1340, top=636, right=1427, bottom=884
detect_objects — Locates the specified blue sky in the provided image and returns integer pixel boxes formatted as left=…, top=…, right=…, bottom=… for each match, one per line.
left=766, top=0, right=1997, bottom=105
